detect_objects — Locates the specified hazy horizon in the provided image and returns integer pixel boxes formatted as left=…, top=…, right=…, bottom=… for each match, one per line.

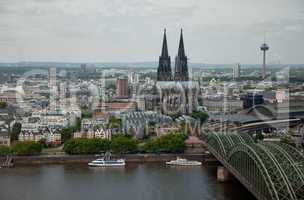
left=1, top=61, right=303, bottom=69
left=0, top=61, right=303, bottom=65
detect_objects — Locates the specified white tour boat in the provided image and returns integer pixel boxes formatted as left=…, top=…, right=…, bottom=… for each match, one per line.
left=166, top=157, right=202, bottom=166
left=88, top=152, right=125, bottom=167
left=88, top=158, right=125, bottom=167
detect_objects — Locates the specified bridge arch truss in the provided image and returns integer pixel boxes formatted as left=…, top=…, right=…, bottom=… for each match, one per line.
left=205, top=132, right=304, bottom=200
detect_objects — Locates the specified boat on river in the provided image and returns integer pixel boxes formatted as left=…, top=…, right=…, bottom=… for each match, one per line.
left=166, top=157, right=201, bottom=166
left=88, top=152, right=125, bottom=167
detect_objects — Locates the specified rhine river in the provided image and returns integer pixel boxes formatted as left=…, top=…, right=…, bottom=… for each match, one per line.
left=0, top=164, right=255, bottom=200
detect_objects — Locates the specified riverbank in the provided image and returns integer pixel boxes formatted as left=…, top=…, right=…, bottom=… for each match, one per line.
left=0, top=153, right=218, bottom=165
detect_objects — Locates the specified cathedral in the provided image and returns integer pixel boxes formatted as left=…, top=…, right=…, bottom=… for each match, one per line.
left=156, top=29, right=199, bottom=115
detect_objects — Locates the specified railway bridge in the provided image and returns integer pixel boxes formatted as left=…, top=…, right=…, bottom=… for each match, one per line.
left=204, top=132, right=304, bottom=200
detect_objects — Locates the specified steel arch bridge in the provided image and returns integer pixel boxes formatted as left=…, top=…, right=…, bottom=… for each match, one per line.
left=205, top=133, right=304, bottom=200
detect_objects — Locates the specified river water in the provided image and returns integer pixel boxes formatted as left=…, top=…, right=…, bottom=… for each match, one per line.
left=0, top=164, right=255, bottom=200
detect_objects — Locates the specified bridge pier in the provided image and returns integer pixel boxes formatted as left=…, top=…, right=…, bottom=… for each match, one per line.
left=217, top=166, right=233, bottom=182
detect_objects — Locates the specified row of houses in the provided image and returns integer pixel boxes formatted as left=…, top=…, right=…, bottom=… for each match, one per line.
left=18, top=129, right=61, bottom=145
left=15, top=109, right=81, bottom=145
left=73, top=128, right=112, bottom=140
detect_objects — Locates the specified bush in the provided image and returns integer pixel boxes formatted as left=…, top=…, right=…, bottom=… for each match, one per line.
left=143, top=133, right=187, bottom=153
left=64, top=139, right=111, bottom=154
left=0, top=145, right=11, bottom=156
left=81, top=111, right=93, bottom=119
left=60, top=127, right=74, bottom=143
left=110, top=135, right=138, bottom=154
left=0, top=102, right=7, bottom=109
left=60, top=118, right=81, bottom=143
left=11, top=142, right=43, bottom=156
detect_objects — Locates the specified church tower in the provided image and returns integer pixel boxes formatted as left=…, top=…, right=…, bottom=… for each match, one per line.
left=157, top=29, right=172, bottom=81
left=174, top=29, right=189, bottom=81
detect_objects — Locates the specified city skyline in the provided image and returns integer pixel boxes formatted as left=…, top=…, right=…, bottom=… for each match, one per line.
left=0, top=0, right=303, bottom=64
left=1, top=1, right=304, bottom=200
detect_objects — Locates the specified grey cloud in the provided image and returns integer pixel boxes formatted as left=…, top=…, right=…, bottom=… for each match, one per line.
left=0, top=0, right=303, bottom=63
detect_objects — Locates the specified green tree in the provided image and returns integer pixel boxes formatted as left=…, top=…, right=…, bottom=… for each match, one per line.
left=0, top=102, right=8, bottom=108
left=60, top=118, right=82, bottom=143
left=110, top=135, right=137, bottom=154
left=0, top=145, right=11, bottom=156
left=81, top=110, right=93, bottom=119
left=10, top=122, right=22, bottom=142
left=107, top=116, right=121, bottom=129
left=143, top=133, right=187, bottom=153
left=63, top=139, right=111, bottom=154
left=11, top=142, right=43, bottom=156
left=60, top=127, right=74, bottom=143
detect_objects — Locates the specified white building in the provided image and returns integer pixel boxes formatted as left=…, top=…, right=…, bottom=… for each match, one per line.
left=73, top=128, right=111, bottom=140
left=94, top=128, right=112, bottom=140
left=19, top=132, right=43, bottom=142
left=276, top=89, right=289, bottom=103
left=233, top=63, right=241, bottom=79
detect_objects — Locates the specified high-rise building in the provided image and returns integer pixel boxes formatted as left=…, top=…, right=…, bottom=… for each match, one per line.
left=116, top=77, right=129, bottom=98
left=157, top=29, right=172, bottom=81
left=174, top=29, right=189, bottom=81
left=48, top=67, right=58, bottom=111
left=233, top=63, right=241, bottom=79
left=81, top=64, right=87, bottom=73
left=128, top=72, right=139, bottom=84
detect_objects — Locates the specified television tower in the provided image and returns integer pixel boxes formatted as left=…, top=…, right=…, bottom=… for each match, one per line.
left=260, top=36, right=269, bottom=79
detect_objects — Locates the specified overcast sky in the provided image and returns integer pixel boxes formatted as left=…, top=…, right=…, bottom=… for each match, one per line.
left=0, top=0, right=303, bottom=64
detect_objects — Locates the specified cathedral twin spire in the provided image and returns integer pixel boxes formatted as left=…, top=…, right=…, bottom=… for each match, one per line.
left=157, top=29, right=172, bottom=81
left=157, top=29, right=189, bottom=82
left=177, top=29, right=186, bottom=58
left=161, top=29, right=169, bottom=58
